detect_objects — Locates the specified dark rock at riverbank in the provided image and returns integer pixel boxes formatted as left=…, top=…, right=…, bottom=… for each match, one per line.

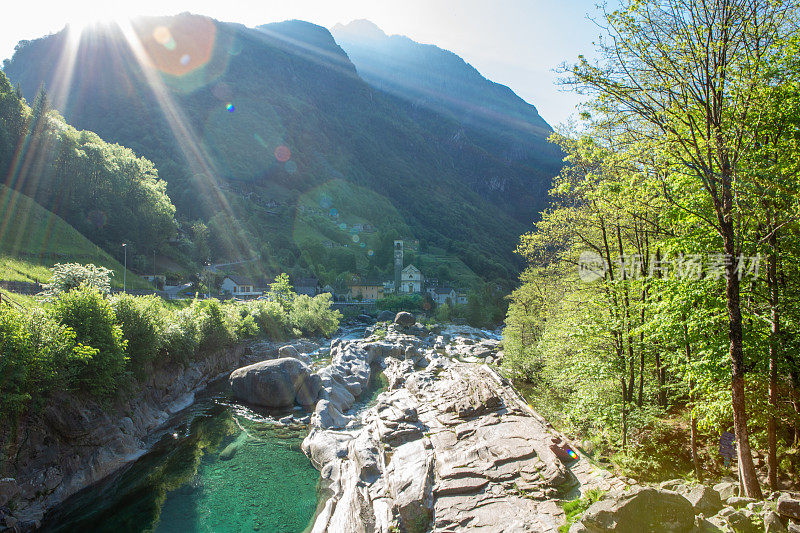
left=229, top=357, right=321, bottom=408
left=393, top=311, right=416, bottom=327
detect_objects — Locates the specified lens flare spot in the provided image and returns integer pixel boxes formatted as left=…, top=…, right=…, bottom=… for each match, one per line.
left=567, top=449, right=578, bottom=460
left=360, top=242, right=366, bottom=248
left=274, top=145, right=291, bottom=163
left=352, top=235, right=360, bottom=243
left=180, top=54, right=191, bottom=66
left=339, top=222, right=347, bottom=230
left=368, top=250, right=374, bottom=257
left=153, top=26, right=172, bottom=45
left=226, top=103, right=235, bottom=112
left=285, top=160, right=297, bottom=174
left=329, top=208, right=338, bottom=218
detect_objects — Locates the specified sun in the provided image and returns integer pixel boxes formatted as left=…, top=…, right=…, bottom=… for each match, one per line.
left=65, top=5, right=134, bottom=35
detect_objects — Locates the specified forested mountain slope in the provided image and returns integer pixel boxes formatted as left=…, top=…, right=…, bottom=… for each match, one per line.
left=3, top=14, right=557, bottom=283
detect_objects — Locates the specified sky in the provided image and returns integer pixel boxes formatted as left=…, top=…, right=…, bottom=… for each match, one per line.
left=1, top=0, right=609, bottom=126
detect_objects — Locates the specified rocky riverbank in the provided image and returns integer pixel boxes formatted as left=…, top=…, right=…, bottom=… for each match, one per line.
left=290, top=314, right=629, bottom=532
left=0, top=336, right=323, bottom=530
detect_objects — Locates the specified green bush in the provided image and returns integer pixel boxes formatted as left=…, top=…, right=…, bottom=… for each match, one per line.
left=195, top=299, right=236, bottom=352
left=0, top=307, right=36, bottom=418
left=246, top=300, right=290, bottom=340
left=289, top=293, right=342, bottom=337
left=52, top=287, right=128, bottom=397
left=161, top=305, right=201, bottom=363
left=112, top=294, right=165, bottom=373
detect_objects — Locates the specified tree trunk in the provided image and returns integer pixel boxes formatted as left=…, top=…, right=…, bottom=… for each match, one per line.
left=691, top=403, right=702, bottom=482
left=727, top=278, right=763, bottom=499
left=767, top=234, right=779, bottom=491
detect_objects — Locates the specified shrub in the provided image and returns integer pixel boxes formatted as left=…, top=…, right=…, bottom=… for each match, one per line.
left=161, top=305, right=201, bottom=363
left=246, top=300, right=290, bottom=340
left=195, top=299, right=235, bottom=352
left=289, top=293, right=342, bottom=337
left=112, top=294, right=165, bottom=373
left=39, top=262, right=113, bottom=300
left=0, top=307, right=35, bottom=418
left=51, top=287, right=127, bottom=397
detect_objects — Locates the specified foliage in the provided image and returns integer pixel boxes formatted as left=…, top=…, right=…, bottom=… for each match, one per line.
left=0, top=265, right=342, bottom=422
left=0, top=71, right=177, bottom=269
left=506, top=1, right=800, bottom=493
left=111, top=294, right=165, bottom=373
left=39, top=262, right=113, bottom=300
left=559, top=489, right=605, bottom=533
left=288, top=293, right=342, bottom=337
left=375, top=293, right=423, bottom=312
left=268, top=273, right=295, bottom=312
left=51, top=287, right=128, bottom=397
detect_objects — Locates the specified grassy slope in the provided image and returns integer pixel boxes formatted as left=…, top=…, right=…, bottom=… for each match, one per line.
left=0, top=185, right=152, bottom=290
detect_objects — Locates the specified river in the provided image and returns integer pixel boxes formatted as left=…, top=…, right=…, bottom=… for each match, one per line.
left=40, top=325, right=380, bottom=533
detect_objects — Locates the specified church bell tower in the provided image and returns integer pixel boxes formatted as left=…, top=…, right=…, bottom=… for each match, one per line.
left=394, top=240, right=403, bottom=292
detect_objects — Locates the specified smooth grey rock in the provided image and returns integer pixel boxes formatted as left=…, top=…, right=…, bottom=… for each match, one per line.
left=296, top=373, right=322, bottom=406
left=229, top=358, right=313, bottom=408
left=313, top=399, right=351, bottom=429
left=377, top=310, right=395, bottom=322
left=724, top=509, right=759, bottom=533
left=573, top=487, right=694, bottom=532
left=394, top=312, right=416, bottom=327
left=728, top=496, right=757, bottom=509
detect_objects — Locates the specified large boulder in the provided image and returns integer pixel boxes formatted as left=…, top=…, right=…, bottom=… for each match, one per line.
left=684, top=485, right=723, bottom=516
left=571, top=487, right=694, bottom=533
left=377, top=310, right=395, bottom=322
left=229, top=358, right=319, bottom=408
left=394, top=312, right=416, bottom=327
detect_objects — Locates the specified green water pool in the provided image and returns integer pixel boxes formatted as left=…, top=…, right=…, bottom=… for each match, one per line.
left=40, top=383, right=321, bottom=533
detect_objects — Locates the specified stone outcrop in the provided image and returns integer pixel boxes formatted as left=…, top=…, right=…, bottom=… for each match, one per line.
left=301, top=327, right=614, bottom=533
left=229, top=357, right=320, bottom=408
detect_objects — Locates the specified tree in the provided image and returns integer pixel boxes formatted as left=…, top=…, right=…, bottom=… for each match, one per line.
left=268, top=273, right=295, bottom=312
left=565, top=0, right=799, bottom=497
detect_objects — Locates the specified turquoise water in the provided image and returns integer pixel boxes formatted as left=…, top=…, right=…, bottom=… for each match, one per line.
left=41, top=327, right=386, bottom=533
left=40, top=381, right=320, bottom=533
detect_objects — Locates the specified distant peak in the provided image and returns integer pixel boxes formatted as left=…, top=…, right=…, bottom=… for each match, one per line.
left=332, top=19, right=387, bottom=41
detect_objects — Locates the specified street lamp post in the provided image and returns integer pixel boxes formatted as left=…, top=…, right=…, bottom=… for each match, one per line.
left=122, top=243, right=127, bottom=293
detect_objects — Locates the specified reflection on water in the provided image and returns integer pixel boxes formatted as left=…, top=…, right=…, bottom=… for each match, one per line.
left=41, top=380, right=319, bottom=533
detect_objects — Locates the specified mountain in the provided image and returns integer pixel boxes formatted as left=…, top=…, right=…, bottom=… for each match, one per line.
left=2, top=14, right=556, bottom=286
left=331, top=19, right=562, bottom=215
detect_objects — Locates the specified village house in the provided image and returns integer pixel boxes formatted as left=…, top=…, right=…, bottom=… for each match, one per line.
left=400, top=264, right=423, bottom=294
left=348, top=279, right=385, bottom=301
left=220, top=275, right=262, bottom=298
left=428, top=286, right=457, bottom=305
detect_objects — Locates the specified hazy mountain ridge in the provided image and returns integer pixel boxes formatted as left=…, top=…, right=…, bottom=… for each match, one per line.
left=331, top=19, right=561, bottom=222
